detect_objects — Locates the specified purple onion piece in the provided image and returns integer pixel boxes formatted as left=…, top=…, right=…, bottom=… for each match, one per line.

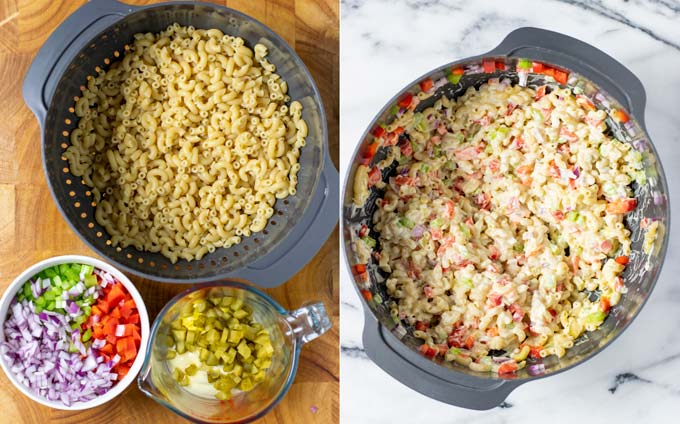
left=653, top=192, right=664, bottom=205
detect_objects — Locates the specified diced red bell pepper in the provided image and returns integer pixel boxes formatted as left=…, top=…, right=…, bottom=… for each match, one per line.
left=353, top=264, right=366, bottom=274
left=612, top=109, right=630, bottom=123
left=415, top=321, right=430, bottom=332
left=367, top=166, right=382, bottom=187
left=360, top=289, right=372, bottom=302
left=554, top=69, right=569, bottom=84
left=359, top=142, right=379, bottom=166
left=106, top=283, right=127, bottom=309
left=600, top=297, right=611, bottom=313
left=532, top=62, right=545, bottom=73
left=606, top=198, right=637, bottom=214
left=615, top=256, right=629, bottom=265
left=116, top=337, right=137, bottom=363
left=451, top=67, right=465, bottom=75
left=529, top=346, right=543, bottom=359
left=498, top=362, right=519, bottom=375
left=419, top=78, right=433, bottom=92
left=543, top=67, right=556, bottom=78
left=371, top=125, right=386, bottom=139
left=495, top=60, right=506, bottom=70
left=535, top=85, right=547, bottom=100
left=419, top=344, right=438, bottom=358
left=398, top=93, right=414, bottom=109
left=482, top=59, right=496, bottom=73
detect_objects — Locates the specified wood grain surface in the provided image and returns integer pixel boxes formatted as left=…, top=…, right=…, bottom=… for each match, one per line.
left=0, top=0, right=339, bottom=422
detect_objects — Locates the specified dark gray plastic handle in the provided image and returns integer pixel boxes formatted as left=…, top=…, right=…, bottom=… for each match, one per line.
left=23, top=0, right=135, bottom=124
left=485, top=27, right=647, bottom=130
left=363, top=312, right=522, bottom=410
left=231, top=151, right=338, bottom=287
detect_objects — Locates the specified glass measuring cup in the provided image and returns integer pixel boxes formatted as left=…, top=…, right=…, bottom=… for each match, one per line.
left=137, top=282, right=331, bottom=423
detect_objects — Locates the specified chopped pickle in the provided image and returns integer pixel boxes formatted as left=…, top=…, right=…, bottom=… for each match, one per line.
left=215, top=390, right=231, bottom=401
left=164, top=293, right=275, bottom=400
left=237, top=340, right=251, bottom=360
left=185, top=364, right=198, bottom=376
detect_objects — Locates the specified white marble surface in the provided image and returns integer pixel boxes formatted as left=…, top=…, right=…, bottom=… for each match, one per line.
left=339, top=0, right=680, bottom=422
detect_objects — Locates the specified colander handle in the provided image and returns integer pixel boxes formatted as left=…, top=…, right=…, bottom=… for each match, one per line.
left=486, top=27, right=647, bottom=130
left=233, top=152, right=339, bottom=287
left=361, top=315, right=522, bottom=410
left=23, top=0, right=136, bottom=124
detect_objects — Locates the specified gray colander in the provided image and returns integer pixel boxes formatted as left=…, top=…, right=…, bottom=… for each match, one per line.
left=342, top=27, right=670, bottom=409
left=22, top=0, right=338, bottom=286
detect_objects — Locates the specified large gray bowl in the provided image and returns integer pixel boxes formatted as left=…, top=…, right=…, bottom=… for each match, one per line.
left=341, top=27, right=670, bottom=409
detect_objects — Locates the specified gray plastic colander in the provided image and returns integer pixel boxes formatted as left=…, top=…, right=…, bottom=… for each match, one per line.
left=342, top=27, right=670, bottom=409
left=23, top=0, right=338, bottom=286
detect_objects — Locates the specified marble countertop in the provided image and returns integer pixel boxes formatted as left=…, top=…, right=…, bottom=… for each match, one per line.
left=339, top=0, right=680, bottom=422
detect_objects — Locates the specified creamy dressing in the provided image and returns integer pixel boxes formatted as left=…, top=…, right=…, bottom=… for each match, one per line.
left=167, top=351, right=218, bottom=398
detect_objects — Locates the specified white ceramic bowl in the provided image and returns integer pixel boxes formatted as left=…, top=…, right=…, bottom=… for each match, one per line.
left=0, top=255, right=150, bottom=410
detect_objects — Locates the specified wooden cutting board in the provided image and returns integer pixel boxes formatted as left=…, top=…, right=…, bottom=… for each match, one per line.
left=0, top=0, right=339, bottom=422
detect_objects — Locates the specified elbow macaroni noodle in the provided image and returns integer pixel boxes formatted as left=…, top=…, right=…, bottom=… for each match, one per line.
left=65, top=24, right=307, bottom=263
left=353, top=80, right=643, bottom=373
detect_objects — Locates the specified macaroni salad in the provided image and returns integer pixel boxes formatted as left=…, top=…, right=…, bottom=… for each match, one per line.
left=354, top=79, right=642, bottom=373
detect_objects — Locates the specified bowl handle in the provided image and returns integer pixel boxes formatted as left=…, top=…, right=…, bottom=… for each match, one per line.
left=22, top=0, right=137, bottom=125
left=361, top=316, right=522, bottom=410
left=232, top=152, right=339, bottom=288
left=286, top=302, right=332, bottom=345
left=486, top=27, right=647, bottom=130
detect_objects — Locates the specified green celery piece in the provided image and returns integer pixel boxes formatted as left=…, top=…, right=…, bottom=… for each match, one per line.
left=82, top=328, right=92, bottom=342
left=586, top=311, right=606, bottom=324
left=81, top=264, right=94, bottom=276
left=518, top=59, right=532, bottom=70
left=46, top=301, right=56, bottom=311
left=361, top=236, right=376, bottom=249
left=35, top=296, right=47, bottom=308
left=43, top=290, right=56, bottom=301
left=431, top=218, right=445, bottom=229
left=44, top=267, right=57, bottom=278
left=83, top=274, right=97, bottom=288
left=53, top=275, right=63, bottom=288
left=398, top=217, right=415, bottom=229
left=447, top=73, right=462, bottom=84
left=23, top=283, right=32, bottom=299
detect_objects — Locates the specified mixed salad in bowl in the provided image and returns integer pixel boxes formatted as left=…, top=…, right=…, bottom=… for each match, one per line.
left=0, top=258, right=148, bottom=408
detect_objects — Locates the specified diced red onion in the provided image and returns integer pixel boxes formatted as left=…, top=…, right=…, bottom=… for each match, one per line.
left=2, top=299, right=115, bottom=406
left=115, top=324, right=126, bottom=337
left=528, top=363, right=546, bottom=375
left=653, top=192, right=664, bottom=205
left=411, top=225, right=426, bottom=240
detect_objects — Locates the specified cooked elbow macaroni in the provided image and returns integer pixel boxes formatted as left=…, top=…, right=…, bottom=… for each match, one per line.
left=356, top=80, right=643, bottom=373
left=65, top=24, right=306, bottom=262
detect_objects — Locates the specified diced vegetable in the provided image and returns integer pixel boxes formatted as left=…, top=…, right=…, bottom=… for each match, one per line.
left=164, top=294, right=274, bottom=400
left=419, top=78, right=433, bottom=92
left=606, top=198, right=637, bottom=214
left=2, top=264, right=138, bottom=406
